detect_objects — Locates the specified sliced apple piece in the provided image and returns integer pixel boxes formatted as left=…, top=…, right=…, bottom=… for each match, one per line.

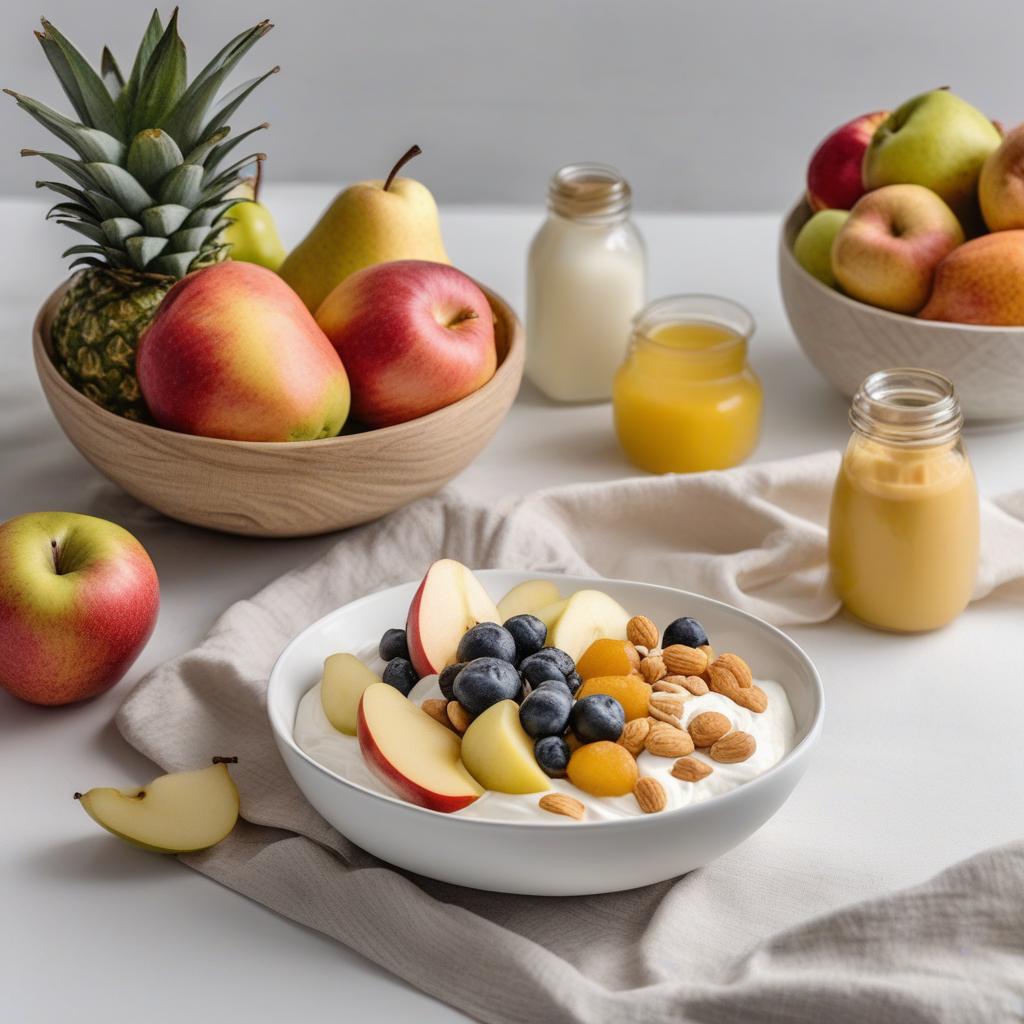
left=460, top=700, right=551, bottom=794
left=321, top=653, right=381, bottom=735
left=75, top=759, right=240, bottom=853
left=357, top=683, right=483, bottom=812
left=496, top=579, right=562, bottom=621
left=533, top=598, right=570, bottom=632
left=406, top=559, right=500, bottom=677
left=550, top=589, right=630, bottom=661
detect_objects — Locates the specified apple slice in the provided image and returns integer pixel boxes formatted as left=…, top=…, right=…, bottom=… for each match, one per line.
left=550, top=589, right=630, bottom=661
left=406, top=559, right=500, bottom=677
left=321, top=653, right=381, bottom=735
left=357, top=683, right=483, bottom=812
left=75, top=759, right=239, bottom=853
left=496, top=579, right=561, bottom=621
left=533, top=597, right=570, bottom=632
left=460, top=700, right=551, bottom=794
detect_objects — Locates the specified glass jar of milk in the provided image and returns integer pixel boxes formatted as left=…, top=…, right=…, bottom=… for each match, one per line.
left=526, top=164, right=646, bottom=402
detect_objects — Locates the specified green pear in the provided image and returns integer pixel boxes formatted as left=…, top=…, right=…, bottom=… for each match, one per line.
left=223, top=170, right=287, bottom=271
left=793, top=209, right=848, bottom=288
left=863, top=89, right=1001, bottom=221
left=278, top=145, right=450, bottom=312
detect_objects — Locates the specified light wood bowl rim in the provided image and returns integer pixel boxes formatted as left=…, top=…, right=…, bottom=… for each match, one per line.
left=780, top=197, right=1024, bottom=338
left=33, top=276, right=524, bottom=450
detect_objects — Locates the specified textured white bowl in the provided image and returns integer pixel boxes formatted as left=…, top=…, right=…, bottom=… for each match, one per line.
left=267, top=571, right=824, bottom=896
left=779, top=198, right=1024, bottom=424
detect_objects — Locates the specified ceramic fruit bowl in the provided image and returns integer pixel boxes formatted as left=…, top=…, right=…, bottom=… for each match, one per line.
left=33, top=280, right=524, bottom=538
left=267, top=570, right=824, bottom=896
left=779, top=198, right=1024, bottom=424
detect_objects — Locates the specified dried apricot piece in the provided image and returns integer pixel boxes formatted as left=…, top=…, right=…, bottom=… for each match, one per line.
left=567, top=740, right=639, bottom=797
left=575, top=674, right=651, bottom=721
left=576, top=638, right=639, bottom=680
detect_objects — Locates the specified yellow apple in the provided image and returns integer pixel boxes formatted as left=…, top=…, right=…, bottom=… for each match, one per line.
left=496, top=579, right=562, bottom=621
left=549, top=590, right=631, bottom=661
left=460, top=700, right=551, bottom=794
left=320, top=653, right=381, bottom=735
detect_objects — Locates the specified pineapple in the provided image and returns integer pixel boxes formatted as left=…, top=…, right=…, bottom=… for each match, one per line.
left=8, top=10, right=275, bottom=419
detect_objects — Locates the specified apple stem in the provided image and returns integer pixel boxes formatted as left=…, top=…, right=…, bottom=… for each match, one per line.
left=448, top=309, right=479, bottom=328
left=73, top=792, right=82, bottom=800
left=383, top=145, right=422, bottom=192
left=212, top=756, right=239, bottom=765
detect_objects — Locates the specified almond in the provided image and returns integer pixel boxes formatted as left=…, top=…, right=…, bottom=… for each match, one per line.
left=649, top=692, right=687, bottom=718
left=539, top=793, right=585, bottom=820
left=715, top=653, right=753, bottom=688
left=734, top=683, right=768, bottom=714
left=648, top=702, right=684, bottom=728
left=699, top=643, right=716, bottom=663
left=640, top=654, right=667, bottom=684
left=618, top=717, right=651, bottom=756
left=652, top=679, right=687, bottom=695
left=687, top=711, right=731, bottom=748
left=634, top=776, right=667, bottom=813
left=706, top=662, right=744, bottom=703
left=446, top=700, right=473, bottom=734
left=624, top=643, right=642, bottom=672
left=645, top=725, right=695, bottom=758
left=627, top=615, right=659, bottom=650
left=422, top=698, right=453, bottom=729
left=663, top=644, right=709, bottom=676
left=671, top=756, right=713, bottom=782
left=709, top=730, right=757, bottom=763
left=666, top=673, right=709, bottom=696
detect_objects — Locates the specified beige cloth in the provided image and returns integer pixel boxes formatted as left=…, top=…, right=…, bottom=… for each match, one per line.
left=117, top=452, right=1024, bottom=1023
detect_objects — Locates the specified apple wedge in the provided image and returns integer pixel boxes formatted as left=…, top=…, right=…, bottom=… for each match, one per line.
left=321, top=653, right=381, bottom=735
left=496, top=579, right=561, bottom=621
left=406, top=559, right=500, bottom=677
left=357, top=683, right=483, bottom=812
left=461, top=700, right=551, bottom=794
left=550, top=590, right=630, bottom=661
left=75, top=758, right=239, bottom=853
left=533, top=598, right=570, bottom=632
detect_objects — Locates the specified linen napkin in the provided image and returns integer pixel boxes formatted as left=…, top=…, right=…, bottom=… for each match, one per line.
left=117, top=452, right=1024, bottom=1023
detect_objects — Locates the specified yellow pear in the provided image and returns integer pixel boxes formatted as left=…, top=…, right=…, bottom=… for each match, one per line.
left=278, top=145, right=450, bottom=312
left=223, top=167, right=287, bottom=271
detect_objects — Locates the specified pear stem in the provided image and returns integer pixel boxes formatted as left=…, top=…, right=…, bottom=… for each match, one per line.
left=383, top=145, right=422, bottom=192
left=253, top=157, right=264, bottom=204
left=212, top=756, right=239, bottom=765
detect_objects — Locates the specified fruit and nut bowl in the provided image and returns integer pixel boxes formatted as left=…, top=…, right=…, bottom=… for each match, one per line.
left=16, top=12, right=523, bottom=536
left=268, top=563, right=824, bottom=895
left=779, top=88, right=1024, bottom=423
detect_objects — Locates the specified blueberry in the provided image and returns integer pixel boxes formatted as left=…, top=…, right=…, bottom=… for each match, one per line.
left=519, top=686, right=572, bottom=739
left=457, top=623, right=517, bottom=664
left=538, top=647, right=575, bottom=676
left=532, top=679, right=573, bottom=699
left=662, top=617, right=709, bottom=649
left=503, top=614, right=547, bottom=662
left=570, top=694, right=625, bottom=744
left=564, top=670, right=582, bottom=697
left=534, top=736, right=571, bottom=778
left=382, top=657, right=418, bottom=696
left=438, top=662, right=465, bottom=702
left=453, top=657, right=522, bottom=715
left=519, top=651, right=568, bottom=689
left=378, top=627, right=409, bottom=662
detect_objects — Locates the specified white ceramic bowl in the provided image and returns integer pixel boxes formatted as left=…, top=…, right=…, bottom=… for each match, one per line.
left=267, top=571, right=824, bottom=896
left=779, top=197, right=1024, bottom=424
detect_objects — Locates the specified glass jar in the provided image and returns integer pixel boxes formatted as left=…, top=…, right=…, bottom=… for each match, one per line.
left=829, top=368, right=979, bottom=632
left=526, top=163, right=645, bottom=402
left=612, top=295, right=762, bottom=473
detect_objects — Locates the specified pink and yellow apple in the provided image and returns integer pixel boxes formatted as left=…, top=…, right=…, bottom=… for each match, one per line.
left=831, top=184, right=964, bottom=314
left=315, top=260, right=496, bottom=428
left=137, top=261, right=350, bottom=441
left=979, top=124, right=1024, bottom=231
left=806, top=110, right=888, bottom=212
left=357, top=683, right=483, bottom=812
left=918, top=230, right=1024, bottom=326
left=0, top=511, right=159, bottom=705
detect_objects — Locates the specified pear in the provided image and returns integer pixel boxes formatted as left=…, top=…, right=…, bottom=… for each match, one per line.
left=223, top=165, right=287, bottom=271
left=75, top=757, right=240, bottom=853
left=278, top=145, right=450, bottom=312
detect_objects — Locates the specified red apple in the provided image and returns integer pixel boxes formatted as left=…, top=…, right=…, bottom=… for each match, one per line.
left=137, top=262, right=350, bottom=441
left=406, top=559, right=500, bottom=678
left=357, top=683, right=483, bottom=812
left=314, top=260, right=497, bottom=428
left=0, top=512, right=159, bottom=706
left=807, top=110, right=889, bottom=211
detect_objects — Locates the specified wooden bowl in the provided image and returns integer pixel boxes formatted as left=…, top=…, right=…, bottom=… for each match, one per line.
left=778, top=198, right=1024, bottom=424
left=34, top=280, right=524, bottom=537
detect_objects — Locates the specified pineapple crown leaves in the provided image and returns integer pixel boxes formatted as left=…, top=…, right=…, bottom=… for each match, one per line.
left=6, top=9, right=276, bottom=278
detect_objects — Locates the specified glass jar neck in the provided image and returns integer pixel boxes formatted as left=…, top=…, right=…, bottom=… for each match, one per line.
left=849, top=369, right=963, bottom=448
left=547, top=163, right=631, bottom=225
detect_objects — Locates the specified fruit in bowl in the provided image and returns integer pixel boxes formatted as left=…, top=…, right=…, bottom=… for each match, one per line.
left=979, top=124, right=1024, bottom=231
left=806, top=110, right=888, bottom=212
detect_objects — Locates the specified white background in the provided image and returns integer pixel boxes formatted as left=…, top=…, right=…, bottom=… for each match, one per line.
left=3, top=0, right=1024, bottom=207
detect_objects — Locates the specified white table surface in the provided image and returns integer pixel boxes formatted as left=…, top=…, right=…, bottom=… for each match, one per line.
left=2, top=187, right=1023, bottom=1023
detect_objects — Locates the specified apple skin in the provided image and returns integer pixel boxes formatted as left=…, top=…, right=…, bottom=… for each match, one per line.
left=806, top=111, right=888, bottom=212
left=405, top=572, right=434, bottom=678
left=832, top=184, right=964, bottom=314
left=979, top=124, right=1024, bottom=231
left=0, top=512, right=159, bottom=706
left=793, top=209, right=849, bottom=288
left=919, top=230, right=1024, bottom=326
left=315, top=259, right=497, bottom=428
left=137, top=261, right=350, bottom=441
